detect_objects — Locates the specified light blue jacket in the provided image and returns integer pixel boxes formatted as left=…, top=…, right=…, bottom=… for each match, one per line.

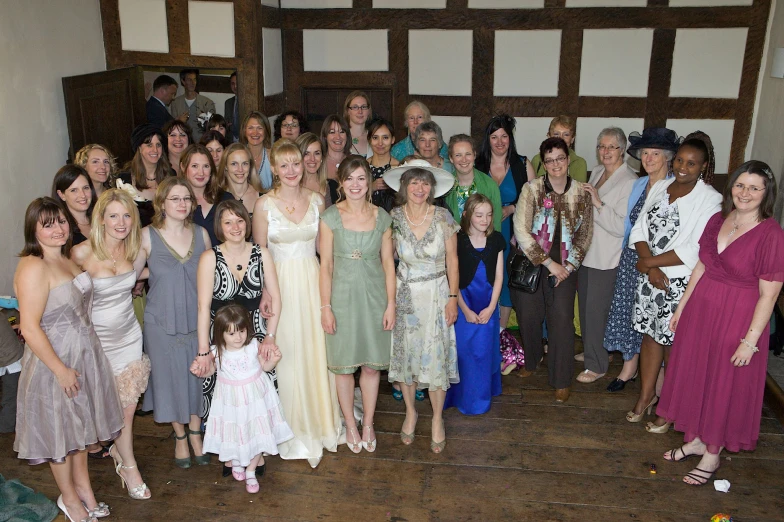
left=622, top=176, right=648, bottom=249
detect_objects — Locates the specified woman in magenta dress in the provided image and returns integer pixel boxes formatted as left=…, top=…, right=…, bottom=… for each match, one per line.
left=656, top=160, right=784, bottom=486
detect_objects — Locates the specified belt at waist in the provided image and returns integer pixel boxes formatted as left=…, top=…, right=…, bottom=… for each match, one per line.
left=334, top=250, right=379, bottom=261
left=217, top=368, right=262, bottom=386
left=396, top=270, right=446, bottom=315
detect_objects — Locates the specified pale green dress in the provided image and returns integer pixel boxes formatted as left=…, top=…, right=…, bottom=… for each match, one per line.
left=321, top=205, right=393, bottom=374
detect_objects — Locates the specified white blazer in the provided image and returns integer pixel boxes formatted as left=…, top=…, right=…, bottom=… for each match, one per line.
left=628, top=178, right=721, bottom=280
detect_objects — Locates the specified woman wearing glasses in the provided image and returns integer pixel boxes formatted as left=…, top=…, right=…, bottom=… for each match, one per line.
left=273, top=110, right=309, bottom=142
left=511, top=137, right=593, bottom=403
left=575, top=128, right=637, bottom=383
left=344, top=91, right=372, bottom=158
left=139, top=177, right=212, bottom=467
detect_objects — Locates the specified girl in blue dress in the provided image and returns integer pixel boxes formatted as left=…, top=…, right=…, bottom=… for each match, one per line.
left=444, top=194, right=505, bottom=415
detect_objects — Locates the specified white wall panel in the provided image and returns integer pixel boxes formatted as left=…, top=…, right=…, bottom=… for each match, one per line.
left=670, top=0, right=751, bottom=5
left=409, top=30, right=473, bottom=96
left=430, top=116, right=471, bottom=144
left=119, top=0, right=168, bottom=53
left=468, top=0, right=544, bottom=7
left=575, top=117, right=645, bottom=171
left=303, top=30, right=388, bottom=71
left=580, top=29, right=653, bottom=97
left=494, top=31, right=561, bottom=97
left=670, top=28, right=747, bottom=98
left=513, top=117, right=554, bottom=160
left=567, top=0, right=645, bottom=5
left=666, top=119, right=735, bottom=173
left=280, top=0, right=351, bottom=7
left=188, top=1, right=235, bottom=57
left=374, top=0, right=445, bottom=7
left=261, top=0, right=280, bottom=6
left=263, top=28, right=284, bottom=95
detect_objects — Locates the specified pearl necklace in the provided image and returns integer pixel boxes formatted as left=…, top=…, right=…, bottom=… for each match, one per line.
left=405, top=205, right=429, bottom=227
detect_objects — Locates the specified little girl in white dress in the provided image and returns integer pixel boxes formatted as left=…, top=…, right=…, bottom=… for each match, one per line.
left=197, top=304, right=293, bottom=493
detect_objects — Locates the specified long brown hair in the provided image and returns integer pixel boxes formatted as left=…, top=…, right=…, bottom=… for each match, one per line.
left=336, top=155, right=372, bottom=203
left=179, top=144, right=220, bottom=204
left=722, top=160, right=778, bottom=220
left=151, top=177, right=196, bottom=229
left=460, top=193, right=494, bottom=236
left=127, top=134, right=171, bottom=190
left=19, top=197, right=72, bottom=258
left=217, top=143, right=261, bottom=193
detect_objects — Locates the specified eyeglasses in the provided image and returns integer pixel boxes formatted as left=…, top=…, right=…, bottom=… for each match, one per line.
left=551, top=132, right=572, bottom=139
left=348, top=105, right=370, bottom=111
left=281, top=123, right=300, bottom=129
left=543, top=156, right=568, bottom=166
left=597, top=145, right=621, bottom=152
left=407, top=115, right=424, bottom=122
left=166, top=196, right=193, bottom=204
left=733, top=183, right=764, bottom=193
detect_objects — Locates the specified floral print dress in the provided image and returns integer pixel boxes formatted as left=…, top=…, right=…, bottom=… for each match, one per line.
left=388, top=206, right=460, bottom=391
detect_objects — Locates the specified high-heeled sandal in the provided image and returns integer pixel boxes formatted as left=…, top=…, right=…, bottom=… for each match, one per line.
left=400, top=413, right=417, bottom=445
left=116, top=462, right=151, bottom=500
left=391, top=388, right=403, bottom=401
left=625, top=396, right=658, bottom=423
left=57, top=495, right=96, bottom=522
left=361, top=423, right=376, bottom=453
left=684, top=465, right=719, bottom=486
left=645, top=420, right=671, bottom=434
left=173, top=432, right=191, bottom=469
left=415, top=389, right=425, bottom=401
left=82, top=501, right=110, bottom=519
left=188, top=429, right=211, bottom=465
left=664, top=445, right=696, bottom=463
left=346, top=426, right=362, bottom=454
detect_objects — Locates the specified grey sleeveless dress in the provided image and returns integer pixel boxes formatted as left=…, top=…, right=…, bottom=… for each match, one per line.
left=14, top=272, right=123, bottom=464
left=141, top=226, right=206, bottom=423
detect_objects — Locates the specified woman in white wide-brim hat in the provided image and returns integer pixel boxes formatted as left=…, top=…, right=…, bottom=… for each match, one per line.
left=383, top=160, right=460, bottom=454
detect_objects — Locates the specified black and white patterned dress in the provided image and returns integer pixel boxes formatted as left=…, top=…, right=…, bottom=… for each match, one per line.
left=632, top=194, right=688, bottom=346
left=202, top=243, right=275, bottom=421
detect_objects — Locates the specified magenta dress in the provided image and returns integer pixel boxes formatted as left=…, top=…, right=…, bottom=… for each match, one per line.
left=656, top=214, right=784, bottom=452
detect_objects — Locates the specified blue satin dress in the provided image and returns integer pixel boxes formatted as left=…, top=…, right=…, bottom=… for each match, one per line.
left=444, top=255, right=502, bottom=415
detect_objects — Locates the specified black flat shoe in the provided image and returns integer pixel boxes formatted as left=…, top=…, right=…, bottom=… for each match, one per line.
left=606, top=372, right=638, bottom=393
left=222, top=464, right=232, bottom=477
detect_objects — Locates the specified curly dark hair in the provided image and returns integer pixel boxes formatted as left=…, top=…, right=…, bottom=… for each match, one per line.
left=273, top=110, right=309, bottom=141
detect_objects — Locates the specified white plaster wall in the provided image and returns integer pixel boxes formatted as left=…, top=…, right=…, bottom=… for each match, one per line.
left=119, top=0, right=168, bottom=53
left=188, top=1, right=235, bottom=58
left=494, top=31, right=561, bottom=97
left=280, top=0, right=351, bottom=7
left=0, top=0, right=106, bottom=293
left=670, top=0, right=752, bottom=5
left=468, top=0, right=544, bottom=7
left=263, top=28, right=284, bottom=95
left=751, top=0, right=784, bottom=180
left=409, top=30, right=473, bottom=96
left=303, top=30, right=388, bottom=71
left=374, top=0, right=445, bottom=7
left=430, top=116, right=471, bottom=145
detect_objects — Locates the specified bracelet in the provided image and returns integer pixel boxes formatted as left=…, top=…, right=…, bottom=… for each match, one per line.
left=448, top=294, right=458, bottom=298
left=565, top=265, right=574, bottom=274
left=740, top=338, right=759, bottom=353
left=320, top=304, right=331, bottom=310
left=266, top=332, right=275, bottom=339
left=197, top=352, right=210, bottom=357
left=543, top=258, right=553, bottom=268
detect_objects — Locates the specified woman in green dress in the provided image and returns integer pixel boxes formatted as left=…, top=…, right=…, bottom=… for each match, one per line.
left=319, top=155, right=396, bottom=453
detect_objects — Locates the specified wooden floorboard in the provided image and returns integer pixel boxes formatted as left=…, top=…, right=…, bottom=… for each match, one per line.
left=2, top=349, right=783, bottom=521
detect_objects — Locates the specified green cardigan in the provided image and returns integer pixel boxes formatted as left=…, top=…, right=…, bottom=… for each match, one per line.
left=531, top=149, right=588, bottom=183
left=445, top=168, right=503, bottom=232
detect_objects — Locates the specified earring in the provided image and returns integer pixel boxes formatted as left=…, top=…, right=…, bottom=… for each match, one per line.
left=699, top=171, right=704, bottom=180
left=161, top=209, right=166, bottom=218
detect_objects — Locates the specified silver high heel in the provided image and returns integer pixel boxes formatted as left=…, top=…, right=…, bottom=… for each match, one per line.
left=57, top=495, right=96, bottom=522
left=116, top=461, right=151, bottom=500
left=361, top=423, right=376, bottom=453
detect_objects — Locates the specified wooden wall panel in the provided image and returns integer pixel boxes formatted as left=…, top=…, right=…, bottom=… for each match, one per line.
left=99, top=0, right=771, bottom=173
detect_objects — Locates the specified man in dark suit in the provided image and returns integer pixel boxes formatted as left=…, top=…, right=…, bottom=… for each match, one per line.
left=146, top=74, right=179, bottom=130
left=224, top=71, right=239, bottom=142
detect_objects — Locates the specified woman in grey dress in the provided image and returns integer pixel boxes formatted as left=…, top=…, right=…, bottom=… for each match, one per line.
left=14, top=197, right=123, bottom=522
left=139, top=177, right=212, bottom=468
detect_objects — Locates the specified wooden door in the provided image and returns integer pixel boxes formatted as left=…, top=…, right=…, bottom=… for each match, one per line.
left=62, top=67, right=145, bottom=165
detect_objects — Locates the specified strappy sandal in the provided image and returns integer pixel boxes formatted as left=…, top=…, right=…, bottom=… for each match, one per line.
left=173, top=432, right=191, bottom=469
left=684, top=466, right=719, bottom=486
left=188, top=429, right=211, bottom=465
left=664, top=445, right=696, bottom=463
left=361, top=423, right=376, bottom=453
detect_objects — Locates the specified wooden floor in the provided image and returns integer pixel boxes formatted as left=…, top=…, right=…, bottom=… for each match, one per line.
left=3, top=349, right=784, bottom=522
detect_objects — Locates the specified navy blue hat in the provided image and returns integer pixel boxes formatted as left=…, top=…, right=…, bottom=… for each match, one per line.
left=626, top=128, right=681, bottom=160
left=131, top=124, right=164, bottom=154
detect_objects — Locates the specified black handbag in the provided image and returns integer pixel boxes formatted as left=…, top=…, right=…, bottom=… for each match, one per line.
left=507, top=245, right=541, bottom=293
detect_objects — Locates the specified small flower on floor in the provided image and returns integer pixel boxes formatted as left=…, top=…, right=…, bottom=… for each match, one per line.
left=710, top=514, right=733, bottom=522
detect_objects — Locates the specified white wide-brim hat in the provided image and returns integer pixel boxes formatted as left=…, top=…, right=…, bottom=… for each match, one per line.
left=383, top=159, right=455, bottom=198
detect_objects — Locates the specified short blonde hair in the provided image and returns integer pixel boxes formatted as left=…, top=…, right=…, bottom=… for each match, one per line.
left=403, top=100, right=432, bottom=134
left=152, top=177, right=196, bottom=229
left=270, top=139, right=304, bottom=190
left=548, top=115, right=576, bottom=135
left=74, top=144, right=118, bottom=184
left=90, top=189, right=141, bottom=262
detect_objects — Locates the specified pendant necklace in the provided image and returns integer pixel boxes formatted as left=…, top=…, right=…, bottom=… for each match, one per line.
left=727, top=213, right=755, bottom=239
left=235, top=183, right=250, bottom=202
left=405, top=205, right=429, bottom=227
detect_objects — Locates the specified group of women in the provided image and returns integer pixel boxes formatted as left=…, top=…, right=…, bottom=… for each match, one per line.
left=11, top=92, right=784, bottom=522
